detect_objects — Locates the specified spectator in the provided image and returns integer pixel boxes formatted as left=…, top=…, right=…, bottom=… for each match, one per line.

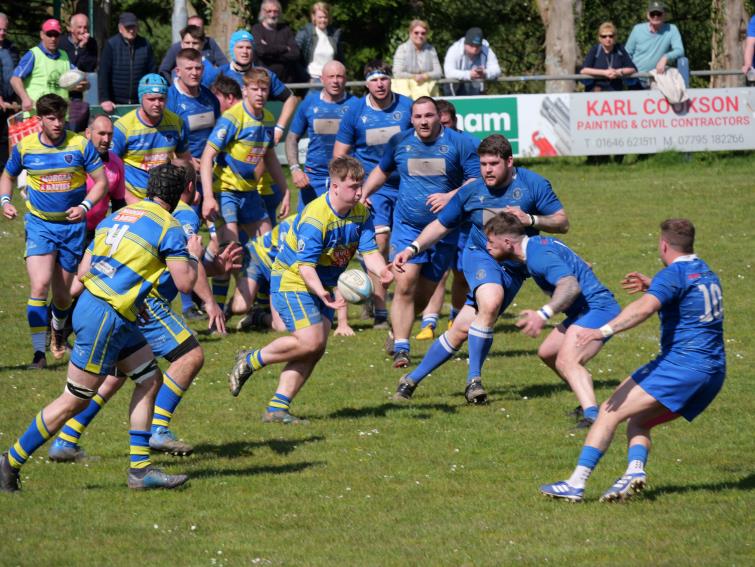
left=252, top=0, right=301, bottom=83
left=59, top=13, right=98, bottom=132
left=159, top=15, right=227, bottom=83
left=743, top=15, right=755, bottom=83
left=626, top=1, right=685, bottom=88
left=162, top=25, right=221, bottom=88
left=295, top=2, right=343, bottom=83
left=0, top=12, right=19, bottom=166
left=391, top=19, right=442, bottom=99
left=98, top=12, right=157, bottom=114
left=11, top=19, right=86, bottom=112
left=580, top=22, right=637, bottom=91
left=443, top=27, right=500, bottom=96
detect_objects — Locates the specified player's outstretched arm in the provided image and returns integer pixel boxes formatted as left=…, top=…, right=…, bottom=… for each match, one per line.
left=363, top=251, right=394, bottom=287
left=0, top=170, right=18, bottom=220
left=503, top=206, right=569, bottom=234
left=332, top=141, right=351, bottom=158
left=299, top=265, right=345, bottom=310
left=360, top=166, right=389, bottom=202
left=393, top=219, right=451, bottom=269
left=575, top=293, right=662, bottom=347
left=199, top=145, right=219, bottom=220
left=263, top=148, right=290, bottom=218
left=621, top=271, right=651, bottom=294
left=517, top=275, right=580, bottom=338
left=285, top=132, right=310, bottom=189
left=275, top=95, right=299, bottom=145
left=67, top=167, right=109, bottom=222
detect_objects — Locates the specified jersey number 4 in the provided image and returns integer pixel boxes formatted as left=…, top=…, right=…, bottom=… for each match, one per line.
left=697, top=283, right=723, bottom=322
left=105, top=224, right=130, bottom=256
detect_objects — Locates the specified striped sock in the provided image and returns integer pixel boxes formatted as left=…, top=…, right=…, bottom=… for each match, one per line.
left=57, top=394, right=106, bottom=446
left=129, top=430, right=151, bottom=469
left=8, top=411, right=51, bottom=469
left=467, top=325, right=494, bottom=383
left=245, top=349, right=266, bottom=371
left=393, top=338, right=410, bottom=354
left=212, top=277, right=230, bottom=311
left=420, top=314, right=439, bottom=330
left=27, top=297, right=48, bottom=353
left=50, top=300, right=72, bottom=331
left=151, top=373, right=185, bottom=433
left=408, top=332, right=459, bottom=384
left=267, top=392, right=291, bottom=413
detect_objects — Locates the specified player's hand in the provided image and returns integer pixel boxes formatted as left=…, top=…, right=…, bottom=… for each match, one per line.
left=65, top=205, right=86, bottom=222
left=392, top=251, right=412, bottom=272
left=136, top=304, right=151, bottom=325
left=187, top=234, right=204, bottom=259
left=202, top=196, right=219, bottom=221
left=274, top=128, right=284, bottom=145
left=501, top=205, right=532, bottom=226
left=2, top=202, right=18, bottom=220
left=278, top=192, right=291, bottom=218
left=321, top=291, right=345, bottom=310
left=291, top=169, right=310, bottom=189
left=621, top=271, right=651, bottom=294
left=380, top=263, right=395, bottom=286
left=215, top=241, right=243, bottom=273
left=575, top=327, right=602, bottom=348
left=516, top=309, right=546, bottom=338
left=426, top=192, right=452, bottom=214
left=204, top=300, right=227, bottom=335
left=101, top=100, right=115, bottom=114
left=334, top=324, right=355, bottom=337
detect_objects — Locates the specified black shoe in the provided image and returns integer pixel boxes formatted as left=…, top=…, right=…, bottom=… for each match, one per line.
left=393, top=375, right=417, bottom=401
left=27, top=351, right=47, bottom=370
left=392, top=350, right=410, bottom=369
left=566, top=405, right=584, bottom=420
left=574, top=416, right=596, bottom=429
left=0, top=452, right=21, bottom=492
left=464, top=379, right=488, bottom=405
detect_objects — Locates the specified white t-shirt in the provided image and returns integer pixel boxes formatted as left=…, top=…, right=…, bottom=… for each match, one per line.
left=308, top=27, right=335, bottom=79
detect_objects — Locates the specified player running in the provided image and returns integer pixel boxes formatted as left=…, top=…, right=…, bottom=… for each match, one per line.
left=540, top=219, right=726, bottom=502
left=1, top=94, right=107, bottom=368
left=227, top=156, right=393, bottom=423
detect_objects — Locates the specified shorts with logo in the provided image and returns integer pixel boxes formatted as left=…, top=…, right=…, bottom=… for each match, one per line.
left=24, top=213, right=86, bottom=273
left=271, top=276, right=334, bottom=332
left=389, top=220, right=458, bottom=283
left=217, top=190, right=269, bottom=225
left=70, top=291, right=147, bottom=376
left=632, top=355, right=725, bottom=421
left=462, top=243, right=525, bottom=315
left=139, top=295, right=196, bottom=360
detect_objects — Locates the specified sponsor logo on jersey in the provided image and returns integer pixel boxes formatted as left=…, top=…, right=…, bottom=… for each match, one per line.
left=115, top=209, right=146, bottom=223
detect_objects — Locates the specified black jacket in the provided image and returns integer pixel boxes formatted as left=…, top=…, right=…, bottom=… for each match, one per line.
left=98, top=34, right=157, bottom=104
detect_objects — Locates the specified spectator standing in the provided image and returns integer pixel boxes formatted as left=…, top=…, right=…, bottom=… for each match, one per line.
left=59, top=13, right=98, bottom=131
left=580, top=22, right=637, bottom=91
left=252, top=0, right=301, bottom=83
left=98, top=12, right=158, bottom=114
left=0, top=12, right=20, bottom=166
left=391, top=19, right=442, bottom=99
left=443, top=27, right=501, bottom=96
left=295, top=2, right=343, bottom=83
left=626, top=1, right=685, bottom=87
left=743, top=15, right=755, bottom=83
left=159, top=15, right=228, bottom=81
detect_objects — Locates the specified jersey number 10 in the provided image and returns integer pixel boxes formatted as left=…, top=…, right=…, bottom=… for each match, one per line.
left=697, top=283, right=723, bottom=322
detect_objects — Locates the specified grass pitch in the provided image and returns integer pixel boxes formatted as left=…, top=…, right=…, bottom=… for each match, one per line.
left=0, top=152, right=753, bottom=566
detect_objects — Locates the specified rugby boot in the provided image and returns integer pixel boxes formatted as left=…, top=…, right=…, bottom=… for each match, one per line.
left=127, top=466, right=189, bottom=490
left=262, top=410, right=308, bottom=425
left=229, top=350, right=255, bottom=396
left=392, top=350, right=410, bottom=369
left=27, top=351, right=47, bottom=370
left=600, top=472, right=647, bottom=503
left=539, top=480, right=584, bottom=502
left=48, top=438, right=88, bottom=462
left=393, top=375, right=417, bottom=401
left=464, top=378, right=488, bottom=405
left=149, top=427, right=194, bottom=456
left=0, top=452, right=20, bottom=492
left=415, top=326, right=435, bottom=341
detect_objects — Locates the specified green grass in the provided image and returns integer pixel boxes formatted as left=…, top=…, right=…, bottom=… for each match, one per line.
left=0, top=152, right=753, bottom=566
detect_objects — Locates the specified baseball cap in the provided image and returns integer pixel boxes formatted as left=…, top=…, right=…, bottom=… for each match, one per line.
left=229, top=29, right=254, bottom=54
left=647, top=1, right=666, bottom=12
left=464, top=27, right=483, bottom=46
left=119, top=12, right=138, bottom=27
left=41, top=19, right=62, bottom=34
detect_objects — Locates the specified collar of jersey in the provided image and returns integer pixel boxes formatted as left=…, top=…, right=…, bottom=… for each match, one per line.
left=672, top=254, right=698, bottom=263
left=36, top=43, right=61, bottom=58
left=174, top=80, right=199, bottom=99
left=325, top=193, right=349, bottom=219
left=242, top=100, right=265, bottom=120
left=136, top=109, right=164, bottom=128
left=366, top=92, right=395, bottom=111
left=319, top=90, right=347, bottom=103
left=37, top=131, right=67, bottom=148
left=520, top=235, right=530, bottom=261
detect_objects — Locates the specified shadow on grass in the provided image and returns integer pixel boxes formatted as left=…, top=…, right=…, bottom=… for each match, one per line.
left=190, top=460, right=324, bottom=479
left=327, top=402, right=458, bottom=420
left=643, top=473, right=755, bottom=501
left=191, top=435, right=325, bottom=459
left=486, top=378, right=621, bottom=399
left=486, top=348, right=539, bottom=359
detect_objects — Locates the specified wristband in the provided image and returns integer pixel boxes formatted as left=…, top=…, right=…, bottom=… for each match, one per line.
left=188, top=253, right=199, bottom=264
left=407, top=240, right=421, bottom=256
left=0, top=195, right=10, bottom=206
left=528, top=214, right=535, bottom=227
left=537, top=305, right=554, bottom=321
left=600, top=324, right=614, bottom=338
left=290, top=164, right=302, bottom=172
left=275, top=124, right=285, bottom=131
left=203, top=248, right=216, bottom=263
left=79, top=199, right=93, bottom=213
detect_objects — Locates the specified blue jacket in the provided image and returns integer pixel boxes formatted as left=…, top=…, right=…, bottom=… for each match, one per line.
left=98, top=34, right=157, bottom=104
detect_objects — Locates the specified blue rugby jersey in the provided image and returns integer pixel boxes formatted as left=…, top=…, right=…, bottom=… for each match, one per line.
left=166, top=83, right=220, bottom=159
left=335, top=93, right=413, bottom=191
left=206, top=101, right=275, bottom=193
left=82, top=199, right=189, bottom=321
left=289, top=90, right=353, bottom=178
left=646, top=255, right=725, bottom=369
left=215, top=63, right=287, bottom=99
left=379, top=126, right=479, bottom=228
left=524, top=236, right=618, bottom=317
left=112, top=109, right=189, bottom=199
left=273, top=194, right=378, bottom=292
left=5, top=131, right=103, bottom=221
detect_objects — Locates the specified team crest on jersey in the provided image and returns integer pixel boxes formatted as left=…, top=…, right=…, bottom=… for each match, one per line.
left=361, top=116, right=368, bottom=124
left=30, top=157, right=43, bottom=166
left=297, top=238, right=305, bottom=252
left=64, top=153, right=74, bottom=164
left=512, top=188, right=522, bottom=200
left=438, top=145, right=449, bottom=154
left=182, top=223, right=195, bottom=236
left=475, top=269, right=486, bottom=280
left=392, top=112, right=402, bottom=121
left=165, top=133, right=174, bottom=143
left=216, top=128, right=228, bottom=140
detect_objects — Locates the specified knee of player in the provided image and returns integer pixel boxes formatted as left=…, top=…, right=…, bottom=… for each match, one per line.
left=554, top=352, right=579, bottom=374
left=538, top=344, right=557, bottom=365
left=63, top=377, right=100, bottom=412
left=180, top=346, right=205, bottom=373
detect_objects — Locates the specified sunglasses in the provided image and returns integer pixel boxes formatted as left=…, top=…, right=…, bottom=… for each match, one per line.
left=44, top=31, right=60, bottom=38
left=600, top=34, right=614, bottom=38
left=649, top=11, right=664, bottom=17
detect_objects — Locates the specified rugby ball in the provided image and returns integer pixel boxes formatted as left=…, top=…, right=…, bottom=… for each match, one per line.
left=337, top=269, right=373, bottom=304
left=58, top=69, right=87, bottom=90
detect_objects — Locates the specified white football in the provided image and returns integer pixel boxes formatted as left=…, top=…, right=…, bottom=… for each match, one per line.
left=337, top=269, right=373, bottom=304
left=58, top=69, right=87, bottom=90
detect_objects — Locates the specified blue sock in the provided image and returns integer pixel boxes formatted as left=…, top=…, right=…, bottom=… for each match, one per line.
left=129, top=430, right=151, bottom=469
left=577, top=445, right=604, bottom=470
left=374, top=308, right=388, bottom=322
left=27, top=297, right=48, bottom=353
left=57, top=394, right=106, bottom=445
left=50, top=300, right=71, bottom=331
left=449, top=307, right=459, bottom=321
left=7, top=411, right=51, bottom=469
left=408, top=332, right=459, bottom=384
left=151, top=372, right=186, bottom=433
left=267, top=393, right=291, bottom=413
left=627, top=444, right=649, bottom=473
left=467, top=325, right=493, bottom=383
left=583, top=405, right=599, bottom=421
left=393, top=339, right=410, bottom=354
left=420, top=314, right=439, bottom=330
left=180, top=292, right=195, bottom=313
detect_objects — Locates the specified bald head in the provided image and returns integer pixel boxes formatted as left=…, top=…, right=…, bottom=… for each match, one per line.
left=321, top=60, right=346, bottom=99
left=69, top=13, right=89, bottom=44
left=86, top=115, right=114, bottom=155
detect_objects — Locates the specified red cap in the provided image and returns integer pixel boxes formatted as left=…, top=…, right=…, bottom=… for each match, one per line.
left=41, top=19, right=62, bottom=34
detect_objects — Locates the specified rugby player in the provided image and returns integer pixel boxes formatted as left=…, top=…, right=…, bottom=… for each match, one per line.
left=540, top=219, right=725, bottom=502
left=361, top=96, right=479, bottom=368
left=0, top=94, right=107, bottom=368
left=227, top=156, right=393, bottom=423
left=0, top=164, right=200, bottom=491
left=392, top=134, right=568, bottom=404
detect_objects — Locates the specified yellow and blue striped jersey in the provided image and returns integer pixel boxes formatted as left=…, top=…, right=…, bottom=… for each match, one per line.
left=112, top=109, right=189, bottom=199
left=4, top=131, right=103, bottom=221
left=273, top=194, right=378, bottom=292
left=82, top=199, right=189, bottom=322
left=256, top=171, right=275, bottom=196
left=151, top=201, right=201, bottom=303
left=206, top=101, right=275, bottom=193
left=251, top=213, right=295, bottom=269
